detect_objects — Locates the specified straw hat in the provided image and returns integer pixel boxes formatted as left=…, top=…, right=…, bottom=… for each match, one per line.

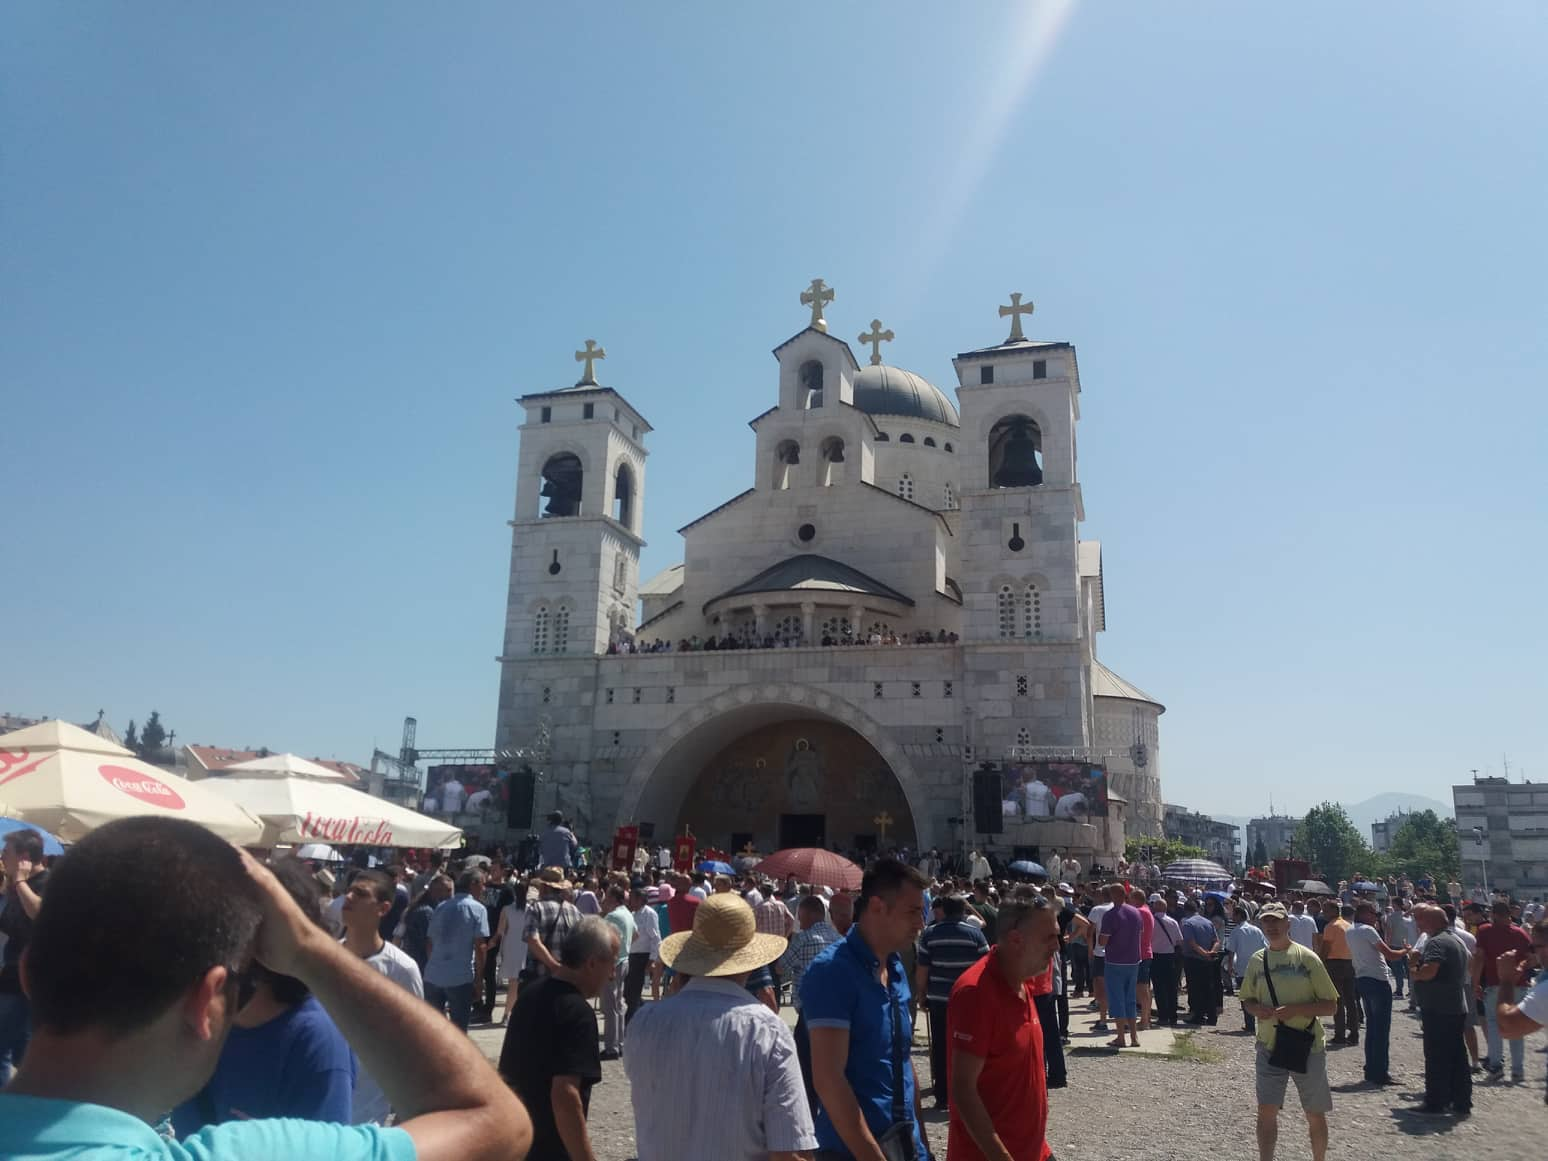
left=657, top=894, right=789, bottom=977
left=536, top=866, right=573, bottom=891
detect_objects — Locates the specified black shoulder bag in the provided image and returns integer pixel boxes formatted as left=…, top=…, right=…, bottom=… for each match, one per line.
left=1262, top=950, right=1315, bottom=1074
left=875, top=988, right=920, bottom=1161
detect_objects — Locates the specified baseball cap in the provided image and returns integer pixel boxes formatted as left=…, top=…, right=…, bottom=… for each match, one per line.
left=1257, top=902, right=1288, bottom=920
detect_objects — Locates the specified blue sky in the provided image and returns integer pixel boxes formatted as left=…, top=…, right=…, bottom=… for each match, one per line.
left=4, top=3, right=1545, bottom=817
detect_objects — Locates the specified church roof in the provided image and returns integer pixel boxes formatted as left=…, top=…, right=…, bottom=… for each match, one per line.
left=1078, top=541, right=1105, bottom=632
left=853, top=364, right=959, bottom=426
left=954, top=337, right=1073, bottom=361
left=516, top=386, right=653, bottom=431
left=707, top=554, right=914, bottom=610
left=640, top=563, right=684, bottom=597
left=1091, top=660, right=1164, bottom=712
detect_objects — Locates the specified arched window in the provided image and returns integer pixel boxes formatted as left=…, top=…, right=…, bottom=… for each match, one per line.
left=612, top=463, right=634, bottom=527
left=539, top=453, right=583, bottom=517
left=799, top=360, right=824, bottom=409
left=943, top=482, right=956, bottom=510
left=897, top=473, right=914, bottom=501
left=997, top=585, right=1016, bottom=639
left=1022, top=584, right=1042, bottom=638
left=553, top=605, right=571, bottom=654
left=774, top=440, right=800, bottom=490
left=944, top=442, right=954, bottom=453
left=533, top=606, right=550, bottom=654
left=899, top=433, right=915, bottom=444
left=923, top=437, right=937, bottom=448
left=819, top=436, right=845, bottom=487
left=988, top=415, right=1043, bottom=488
left=875, top=432, right=890, bottom=442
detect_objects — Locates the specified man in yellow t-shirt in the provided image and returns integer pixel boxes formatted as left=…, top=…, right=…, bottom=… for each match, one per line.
left=1317, top=902, right=1361, bottom=1044
left=1239, top=903, right=1340, bottom=1161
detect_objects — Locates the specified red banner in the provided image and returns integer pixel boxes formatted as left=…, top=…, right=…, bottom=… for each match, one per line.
left=611, top=825, right=639, bottom=873
left=672, top=832, right=697, bottom=873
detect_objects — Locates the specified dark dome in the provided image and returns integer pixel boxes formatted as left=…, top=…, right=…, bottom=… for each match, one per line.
left=853, top=364, right=959, bottom=427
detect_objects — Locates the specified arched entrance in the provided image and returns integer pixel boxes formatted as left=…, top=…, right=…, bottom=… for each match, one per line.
left=617, top=686, right=932, bottom=853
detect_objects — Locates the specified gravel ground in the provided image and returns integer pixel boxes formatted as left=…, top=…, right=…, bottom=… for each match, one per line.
left=472, top=990, right=1548, bottom=1160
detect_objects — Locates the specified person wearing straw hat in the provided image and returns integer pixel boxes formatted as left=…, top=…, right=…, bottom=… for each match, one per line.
left=626, top=893, right=816, bottom=1161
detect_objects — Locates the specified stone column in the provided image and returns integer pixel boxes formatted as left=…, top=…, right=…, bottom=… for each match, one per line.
left=849, top=604, right=866, bottom=642
left=752, top=603, right=768, bottom=640
left=800, top=601, right=816, bottom=645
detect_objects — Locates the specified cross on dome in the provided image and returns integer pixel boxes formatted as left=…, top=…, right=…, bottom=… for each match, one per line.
left=859, top=319, right=894, bottom=366
left=998, top=292, right=1034, bottom=342
left=800, top=278, right=835, bottom=333
left=574, top=339, right=606, bottom=386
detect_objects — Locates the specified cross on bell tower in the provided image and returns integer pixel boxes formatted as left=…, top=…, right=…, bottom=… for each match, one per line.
left=859, top=319, right=894, bottom=365
left=998, top=292, right=1034, bottom=342
left=574, top=339, right=606, bottom=386
left=800, top=278, right=835, bottom=333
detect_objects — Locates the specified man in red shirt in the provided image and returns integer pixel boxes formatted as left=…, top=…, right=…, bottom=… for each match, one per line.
left=665, top=872, right=700, bottom=937
left=947, top=892, right=1063, bottom=1161
left=1471, top=899, right=1532, bottom=1080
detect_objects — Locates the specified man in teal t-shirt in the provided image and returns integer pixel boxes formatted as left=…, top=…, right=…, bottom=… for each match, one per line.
left=0, top=816, right=532, bottom=1161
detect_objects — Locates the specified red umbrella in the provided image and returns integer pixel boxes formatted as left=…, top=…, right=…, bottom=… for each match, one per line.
left=754, top=847, right=863, bottom=892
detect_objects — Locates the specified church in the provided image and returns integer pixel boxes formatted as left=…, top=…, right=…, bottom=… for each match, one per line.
left=493, top=284, right=1164, bottom=870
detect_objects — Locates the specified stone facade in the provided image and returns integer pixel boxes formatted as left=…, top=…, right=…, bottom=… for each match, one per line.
left=494, top=309, right=1166, bottom=866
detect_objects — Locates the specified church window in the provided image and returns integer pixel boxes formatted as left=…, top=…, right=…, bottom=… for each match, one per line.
left=612, top=730, right=621, bottom=746
left=1022, top=585, right=1042, bottom=638
left=775, top=440, right=800, bottom=490
left=1016, top=726, right=1031, bottom=747
left=935, top=727, right=945, bottom=743
left=1033, top=360, right=1047, bottom=380
left=666, top=687, right=675, bottom=704
left=1016, top=675, right=1029, bottom=696
left=911, top=682, right=921, bottom=698
left=632, top=688, right=642, bottom=704
left=553, top=605, right=571, bottom=654
left=819, top=437, right=845, bottom=486
left=540, top=453, right=584, bottom=517
left=800, top=360, right=825, bottom=409
left=997, top=586, right=1016, bottom=639
left=613, top=555, right=629, bottom=592
left=897, top=474, right=914, bottom=502
left=873, top=682, right=884, bottom=699
left=988, top=415, right=1043, bottom=489
left=944, top=482, right=956, bottom=510
left=532, top=606, right=550, bottom=654
left=944, top=442, right=953, bottom=453
left=613, top=464, right=635, bottom=527
left=542, top=686, right=552, bottom=704
left=923, top=437, right=936, bottom=448
left=980, top=365, right=994, bottom=385
left=875, top=432, right=890, bottom=442
left=797, top=522, right=816, bottom=542
left=820, top=615, right=852, bottom=640
left=943, top=680, right=953, bottom=698
left=775, top=614, right=802, bottom=642
left=583, top=403, right=594, bottom=419
left=899, top=433, right=915, bottom=444
left=606, top=688, right=614, bottom=704
left=540, top=406, right=552, bottom=423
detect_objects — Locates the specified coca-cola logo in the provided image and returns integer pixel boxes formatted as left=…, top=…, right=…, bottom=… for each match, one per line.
left=99, top=764, right=186, bottom=810
left=300, top=811, right=393, bottom=845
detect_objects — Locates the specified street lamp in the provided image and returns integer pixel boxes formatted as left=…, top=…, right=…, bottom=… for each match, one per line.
left=1471, top=826, right=1490, bottom=898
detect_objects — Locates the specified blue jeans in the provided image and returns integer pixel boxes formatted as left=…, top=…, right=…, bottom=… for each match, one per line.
left=1390, top=954, right=1409, bottom=997
left=0, top=992, right=31, bottom=1084
left=1106, top=962, right=1139, bottom=1020
left=1483, top=985, right=1526, bottom=1076
left=1356, top=976, right=1392, bottom=1082
left=425, top=981, right=474, bottom=1031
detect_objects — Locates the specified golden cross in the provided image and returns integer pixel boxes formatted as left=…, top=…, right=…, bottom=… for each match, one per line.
left=574, top=339, right=606, bottom=386
left=741, top=840, right=758, bottom=856
left=999, top=292, right=1034, bottom=342
left=873, top=810, right=893, bottom=840
left=800, top=278, right=835, bottom=333
left=859, top=319, right=894, bottom=366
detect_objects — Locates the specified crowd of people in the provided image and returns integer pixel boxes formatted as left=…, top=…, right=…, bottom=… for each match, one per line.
left=2, top=814, right=1547, bottom=1161
left=605, top=627, right=962, bottom=655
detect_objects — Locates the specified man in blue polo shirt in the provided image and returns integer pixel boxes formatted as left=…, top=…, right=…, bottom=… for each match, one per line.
left=424, top=868, right=490, bottom=1031
left=0, top=815, right=531, bottom=1161
left=803, top=857, right=932, bottom=1161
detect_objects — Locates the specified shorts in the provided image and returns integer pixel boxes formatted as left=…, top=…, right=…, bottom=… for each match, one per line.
left=1138, top=960, right=1152, bottom=985
left=1255, top=1044, right=1332, bottom=1114
left=1106, top=963, right=1139, bottom=1019
left=1092, top=956, right=1106, bottom=979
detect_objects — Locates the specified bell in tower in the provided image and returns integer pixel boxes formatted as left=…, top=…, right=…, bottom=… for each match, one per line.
left=990, top=417, right=1043, bottom=488
left=540, top=453, right=584, bottom=517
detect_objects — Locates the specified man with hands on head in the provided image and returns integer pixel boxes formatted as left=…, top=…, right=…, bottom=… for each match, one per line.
left=0, top=816, right=532, bottom=1161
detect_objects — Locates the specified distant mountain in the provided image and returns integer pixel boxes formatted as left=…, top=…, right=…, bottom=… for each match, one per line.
left=1340, top=793, right=1452, bottom=841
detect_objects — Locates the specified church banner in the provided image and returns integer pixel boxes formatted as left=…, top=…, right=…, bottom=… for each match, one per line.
left=672, top=832, right=696, bottom=872
left=611, top=825, right=639, bottom=873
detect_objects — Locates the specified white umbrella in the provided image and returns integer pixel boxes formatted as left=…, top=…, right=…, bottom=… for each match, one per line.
left=201, top=774, right=461, bottom=849
left=0, top=720, right=264, bottom=845
left=218, top=753, right=357, bottom=782
left=294, top=843, right=342, bottom=861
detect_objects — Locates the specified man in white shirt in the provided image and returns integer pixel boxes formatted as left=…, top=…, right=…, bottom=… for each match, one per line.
left=341, top=869, right=425, bottom=1124
left=1087, top=892, right=1114, bottom=1033
left=464, top=786, right=492, bottom=812
left=439, top=777, right=466, bottom=814
left=625, top=885, right=661, bottom=1025
left=1288, top=899, right=1320, bottom=950
left=1347, top=901, right=1409, bottom=1086
left=970, top=851, right=991, bottom=882
left=1022, top=779, right=1054, bottom=818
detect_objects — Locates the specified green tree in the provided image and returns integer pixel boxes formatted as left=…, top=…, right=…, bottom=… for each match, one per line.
left=1293, top=802, right=1374, bottom=884
left=139, top=710, right=167, bottom=759
left=1126, top=836, right=1207, bottom=866
left=1384, top=810, right=1460, bottom=883
left=1251, top=835, right=1270, bottom=868
left=123, top=719, right=138, bottom=752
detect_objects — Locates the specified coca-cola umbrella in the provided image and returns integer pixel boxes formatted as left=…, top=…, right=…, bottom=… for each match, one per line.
left=200, top=770, right=461, bottom=849
left=0, top=720, right=263, bottom=845
left=753, top=847, right=863, bottom=892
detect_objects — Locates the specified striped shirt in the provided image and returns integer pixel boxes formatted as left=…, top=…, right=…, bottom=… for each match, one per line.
left=754, top=896, right=797, bottom=938
left=916, top=919, right=990, bottom=1005
left=626, top=976, right=816, bottom=1160
left=778, top=921, right=841, bottom=1009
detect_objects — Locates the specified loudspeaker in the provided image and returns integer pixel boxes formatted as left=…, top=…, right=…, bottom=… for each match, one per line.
left=506, top=767, right=537, bottom=830
left=973, top=770, right=1003, bottom=834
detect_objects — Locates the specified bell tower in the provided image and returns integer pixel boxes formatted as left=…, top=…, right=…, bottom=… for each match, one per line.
left=499, top=339, right=651, bottom=668
left=953, top=294, right=1090, bottom=751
